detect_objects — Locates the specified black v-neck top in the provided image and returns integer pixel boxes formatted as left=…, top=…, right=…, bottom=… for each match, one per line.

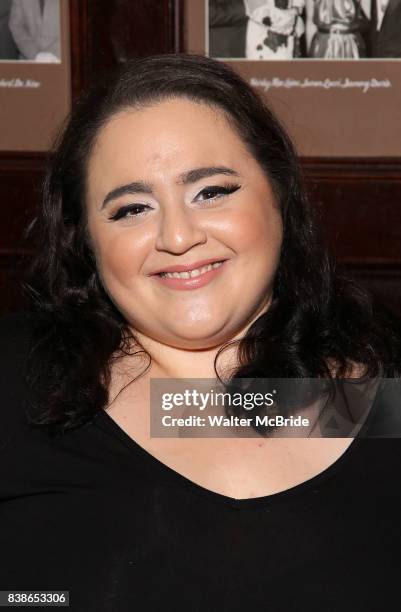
left=1, top=310, right=401, bottom=612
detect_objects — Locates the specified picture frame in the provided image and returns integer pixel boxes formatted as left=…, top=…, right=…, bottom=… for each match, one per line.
left=0, top=0, right=72, bottom=152
left=182, top=0, right=401, bottom=157
left=0, top=0, right=86, bottom=312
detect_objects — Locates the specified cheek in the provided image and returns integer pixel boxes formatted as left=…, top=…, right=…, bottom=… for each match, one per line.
left=229, top=202, right=282, bottom=262
left=92, top=229, right=146, bottom=288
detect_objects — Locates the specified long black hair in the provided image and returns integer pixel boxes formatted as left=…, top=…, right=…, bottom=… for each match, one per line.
left=21, top=53, right=401, bottom=435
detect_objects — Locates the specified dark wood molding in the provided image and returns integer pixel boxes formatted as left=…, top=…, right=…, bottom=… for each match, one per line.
left=83, top=0, right=180, bottom=82
left=302, top=157, right=401, bottom=180
left=70, top=0, right=90, bottom=99
left=341, top=263, right=401, bottom=316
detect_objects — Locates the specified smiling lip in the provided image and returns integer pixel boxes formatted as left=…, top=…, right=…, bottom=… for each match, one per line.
left=149, top=257, right=228, bottom=275
left=151, top=259, right=229, bottom=291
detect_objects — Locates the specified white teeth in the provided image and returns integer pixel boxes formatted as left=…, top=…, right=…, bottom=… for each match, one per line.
left=159, top=261, right=224, bottom=279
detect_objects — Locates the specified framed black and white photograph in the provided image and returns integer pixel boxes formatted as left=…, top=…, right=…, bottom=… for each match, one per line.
left=207, top=0, right=401, bottom=60
left=0, top=0, right=70, bottom=151
left=0, top=0, right=62, bottom=63
left=183, top=0, right=401, bottom=156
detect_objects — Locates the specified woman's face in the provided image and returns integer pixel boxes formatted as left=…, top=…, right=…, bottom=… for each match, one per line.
left=86, top=98, right=283, bottom=350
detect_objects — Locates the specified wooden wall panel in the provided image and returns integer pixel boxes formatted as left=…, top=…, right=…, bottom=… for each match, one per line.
left=304, top=160, right=401, bottom=265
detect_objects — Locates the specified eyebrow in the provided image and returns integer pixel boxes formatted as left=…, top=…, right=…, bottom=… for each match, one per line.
left=100, top=166, right=240, bottom=209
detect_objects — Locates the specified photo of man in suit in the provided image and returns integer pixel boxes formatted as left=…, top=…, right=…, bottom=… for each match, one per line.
left=208, top=0, right=249, bottom=57
left=0, top=0, right=18, bottom=59
left=370, top=0, right=401, bottom=57
left=8, top=0, right=61, bottom=62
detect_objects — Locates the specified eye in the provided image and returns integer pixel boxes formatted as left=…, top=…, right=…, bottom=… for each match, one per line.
left=109, top=203, right=151, bottom=221
left=108, top=183, right=241, bottom=221
left=193, top=183, right=241, bottom=203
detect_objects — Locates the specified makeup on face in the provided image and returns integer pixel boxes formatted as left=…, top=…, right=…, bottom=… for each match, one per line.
left=86, top=98, right=283, bottom=350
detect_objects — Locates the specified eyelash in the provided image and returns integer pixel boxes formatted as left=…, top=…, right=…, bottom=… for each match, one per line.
left=108, top=183, right=241, bottom=221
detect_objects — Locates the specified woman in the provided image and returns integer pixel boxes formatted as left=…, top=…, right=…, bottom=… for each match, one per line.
left=305, top=0, right=370, bottom=58
left=1, top=54, right=400, bottom=611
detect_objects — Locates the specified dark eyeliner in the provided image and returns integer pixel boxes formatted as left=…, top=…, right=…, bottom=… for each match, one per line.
left=108, top=203, right=149, bottom=221
left=195, top=183, right=241, bottom=201
left=108, top=183, right=241, bottom=221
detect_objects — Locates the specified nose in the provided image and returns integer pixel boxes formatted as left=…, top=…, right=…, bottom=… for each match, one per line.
left=154, top=203, right=207, bottom=254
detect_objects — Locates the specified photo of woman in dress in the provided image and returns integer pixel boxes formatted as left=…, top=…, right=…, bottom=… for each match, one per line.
left=305, top=0, right=370, bottom=58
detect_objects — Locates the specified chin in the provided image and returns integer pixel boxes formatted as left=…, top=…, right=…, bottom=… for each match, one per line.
left=167, top=323, right=237, bottom=347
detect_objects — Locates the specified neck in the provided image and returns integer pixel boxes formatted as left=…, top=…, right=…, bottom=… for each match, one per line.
left=128, top=306, right=269, bottom=381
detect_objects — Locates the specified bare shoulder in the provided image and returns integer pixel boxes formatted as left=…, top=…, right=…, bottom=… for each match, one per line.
left=326, top=358, right=368, bottom=379
left=346, top=361, right=369, bottom=379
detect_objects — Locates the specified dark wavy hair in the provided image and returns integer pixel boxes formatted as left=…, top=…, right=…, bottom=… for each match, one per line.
left=21, top=53, right=401, bottom=435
